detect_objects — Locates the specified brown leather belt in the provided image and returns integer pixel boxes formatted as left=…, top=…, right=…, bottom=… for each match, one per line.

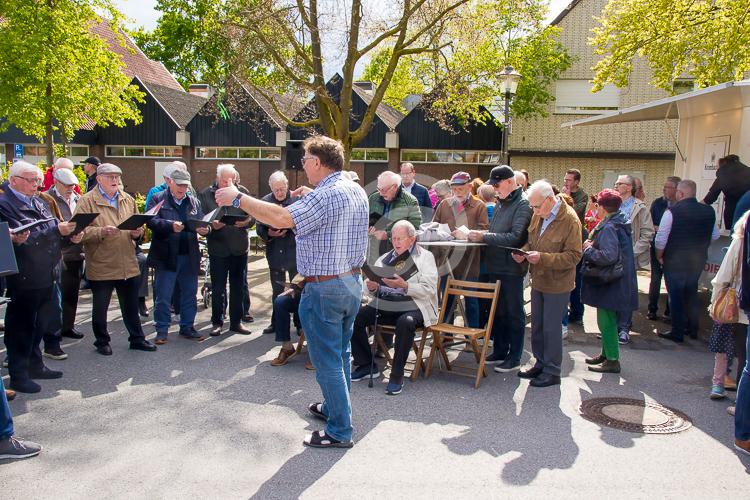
left=303, top=268, right=361, bottom=284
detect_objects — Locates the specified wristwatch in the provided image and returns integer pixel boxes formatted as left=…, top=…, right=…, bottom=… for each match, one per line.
left=232, top=192, right=243, bottom=208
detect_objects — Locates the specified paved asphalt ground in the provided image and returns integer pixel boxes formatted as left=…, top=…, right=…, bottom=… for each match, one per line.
left=2, top=256, right=750, bottom=498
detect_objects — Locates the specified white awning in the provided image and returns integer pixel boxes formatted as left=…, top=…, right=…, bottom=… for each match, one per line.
left=561, top=80, right=750, bottom=128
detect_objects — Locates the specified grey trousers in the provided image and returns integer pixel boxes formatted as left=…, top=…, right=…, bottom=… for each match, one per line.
left=530, top=289, right=569, bottom=377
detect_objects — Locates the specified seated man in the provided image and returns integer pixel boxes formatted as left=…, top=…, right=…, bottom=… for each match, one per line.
left=350, top=220, right=438, bottom=396
left=270, top=275, right=307, bottom=368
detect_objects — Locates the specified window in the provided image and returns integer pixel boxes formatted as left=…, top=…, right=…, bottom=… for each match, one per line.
left=105, top=145, right=182, bottom=158
left=350, top=148, right=388, bottom=162
left=195, top=147, right=281, bottom=160
left=554, top=80, right=621, bottom=114
left=17, top=144, right=89, bottom=162
left=672, top=79, right=696, bottom=95
left=400, top=150, right=502, bottom=164
left=0, top=145, right=5, bottom=166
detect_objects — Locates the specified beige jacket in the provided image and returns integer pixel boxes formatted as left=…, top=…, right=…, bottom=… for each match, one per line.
left=629, top=198, right=655, bottom=270
left=523, top=196, right=583, bottom=294
left=75, top=187, right=141, bottom=281
left=365, top=245, right=439, bottom=327
left=711, top=234, right=748, bottom=324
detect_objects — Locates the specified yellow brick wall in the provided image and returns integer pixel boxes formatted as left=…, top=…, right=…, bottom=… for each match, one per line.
left=510, top=0, right=678, bottom=154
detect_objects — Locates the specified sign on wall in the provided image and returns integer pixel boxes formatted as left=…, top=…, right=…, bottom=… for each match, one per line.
left=702, top=135, right=730, bottom=180
left=13, top=144, right=23, bottom=159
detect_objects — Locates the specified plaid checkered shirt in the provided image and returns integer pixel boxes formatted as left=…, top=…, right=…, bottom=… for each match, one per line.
left=287, top=171, right=369, bottom=277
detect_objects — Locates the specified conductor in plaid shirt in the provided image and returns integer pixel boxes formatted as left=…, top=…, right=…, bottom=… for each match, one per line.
left=215, top=135, right=368, bottom=449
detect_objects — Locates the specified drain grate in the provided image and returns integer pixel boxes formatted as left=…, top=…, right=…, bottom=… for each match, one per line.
left=580, top=397, right=692, bottom=434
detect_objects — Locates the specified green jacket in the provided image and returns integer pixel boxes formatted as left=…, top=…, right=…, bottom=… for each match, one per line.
left=368, top=187, right=422, bottom=235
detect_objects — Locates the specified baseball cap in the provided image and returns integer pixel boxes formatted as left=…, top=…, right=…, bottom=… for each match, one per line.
left=170, top=168, right=191, bottom=185
left=486, top=165, right=514, bottom=185
left=53, top=168, right=79, bottom=186
left=83, top=156, right=101, bottom=166
left=450, top=172, right=471, bottom=185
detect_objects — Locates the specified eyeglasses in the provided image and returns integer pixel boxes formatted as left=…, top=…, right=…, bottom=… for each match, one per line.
left=100, top=174, right=121, bottom=181
left=377, top=184, right=396, bottom=194
left=614, top=182, right=631, bottom=186
left=300, top=155, right=316, bottom=167
left=14, top=176, right=41, bottom=185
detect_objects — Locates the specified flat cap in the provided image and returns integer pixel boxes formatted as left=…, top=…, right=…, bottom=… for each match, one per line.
left=97, top=163, right=122, bottom=176
left=170, top=168, right=191, bottom=185
left=53, top=168, right=79, bottom=186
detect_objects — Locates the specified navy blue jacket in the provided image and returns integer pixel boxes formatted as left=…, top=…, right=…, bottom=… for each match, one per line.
left=663, top=197, right=715, bottom=273
left=146, top=190, right=204, bottom=273
left=0, top=182, right=62, bottom=290
left=257, top=192, right=298, bottom=270
left=581, top=212, right=638, bottom=312
left=408, top=182, right=432, bottom=213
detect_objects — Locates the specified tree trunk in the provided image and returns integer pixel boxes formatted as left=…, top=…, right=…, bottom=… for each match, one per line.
left=45, top=116, right=54, bottom=168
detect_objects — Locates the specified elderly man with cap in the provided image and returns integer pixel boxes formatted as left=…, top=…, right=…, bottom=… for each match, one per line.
left=46, top=167, right=86, bottom=349
left=81, top=156, right=100, bottom=193
left=467, top=165, right=532, bottom=372
left=432, top=171, right=489, bottom=327
left=42, top=157, right=82, bottom=194
left=75, top=163, right=157, bottom=356
left=146, top=161, right=189, bottom=208
left=0, top=161, right=78, bottom=392
left=147, top=168, right=210, bottom=343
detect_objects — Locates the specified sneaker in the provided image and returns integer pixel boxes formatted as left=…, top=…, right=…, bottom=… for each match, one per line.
left=43, top=346, right=68, bottom=360
left=386, top=382, right=403, bottom=395
left=618, top=331, right=630, bottom=345
left=494, top=359, right=520, bottom=373
left=0, top=436, right=42, bottom=460
left=562, top=325, right=569, bottom=340
left=728, top=406, right=736, bottom=416
left=179, top=327, right=207, bottom=341
left=484, top=353, right=505, bottom=365
left=710, top=385, right=727, bottom=400
left=351, top=364, right=379, bottom=382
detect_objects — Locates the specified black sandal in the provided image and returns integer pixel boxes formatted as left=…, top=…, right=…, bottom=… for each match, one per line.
left=307, top=402, right=327, bottom=422
left=303, top=430, right=353, bottom=449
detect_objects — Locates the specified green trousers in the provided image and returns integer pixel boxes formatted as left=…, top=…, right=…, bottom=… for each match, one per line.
left=597, top=308, right=619, bottom=361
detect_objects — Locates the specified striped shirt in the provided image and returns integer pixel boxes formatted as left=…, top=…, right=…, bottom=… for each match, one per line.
left=287, top=171, right=369, bottom=277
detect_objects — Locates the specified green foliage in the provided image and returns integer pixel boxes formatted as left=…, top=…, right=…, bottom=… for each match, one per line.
left=131, top=0, right=231, bottom=88
left=134, top=193, right=146, bottom=214
left=73, top=166, right=88, bottom=193
left=590, top=0, right=750, bottom=92
left=0, top=0, right=145, bottom=161
left=361, top=48, right=426, bottom=113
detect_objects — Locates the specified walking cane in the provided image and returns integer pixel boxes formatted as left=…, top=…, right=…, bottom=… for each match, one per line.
left=369, top=293, right=379, bottom=388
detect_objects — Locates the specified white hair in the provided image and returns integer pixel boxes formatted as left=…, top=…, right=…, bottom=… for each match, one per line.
left=526, top=180, right=555, bottom=200
left=514, top=170, right=527, bottom=186
left=54, top=157, right=74, bottom=170
left=391, top=219, right=416, bottom=237
left=216, top=163, right=239, bottom=180
left=268, top=170, right=289, bottom=187
left=432, top=179, right=451, bottom=196
left=10, top=160, right=42, bottom=177
left=377, top=170, right=401, bottom=187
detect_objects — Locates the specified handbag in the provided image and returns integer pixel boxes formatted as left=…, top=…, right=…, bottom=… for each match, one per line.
left=710, top=244, right=742, bottom=324
left=581, top=253, right=624, bottom=284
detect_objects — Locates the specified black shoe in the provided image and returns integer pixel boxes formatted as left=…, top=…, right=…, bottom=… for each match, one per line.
left=43, top=346, right=68, bottom=360
left=530, top=374, right=561, bottom=387
left=9, top=378, right=41, bottom=394
left=646, top=311, right=658, bottom=320
left=129, top=340, right=157, bottom=352
left=303, top=430, right=353, bottom=449
left=657, top=331, right=683, bottom=343
left=61, top=328, right=84, bottom=340
left=262, top=325, right=275, bottom=334
left=485, top=353, right=506, bottom=365
left=588, top=360, right=621, bottom=373
left=568, top=316, right=583, bottom=325
left=687, top=331, right=698, bottom=340
left=493, top=359, right=520, bottom=373
left=585, top=354, right=606, bottom=365
left=242, top=314, right=254, bottom=323
left=138, top=300, right=149, bottom=317
left=96, top=344, right=113, bottom=356
left=308, top=402, right=328, bottom=422
left=29, top=367, right=63, bottom=379
left=518, top=367, right=543, bottom=379
left=230, top=324, right=252, bottom=335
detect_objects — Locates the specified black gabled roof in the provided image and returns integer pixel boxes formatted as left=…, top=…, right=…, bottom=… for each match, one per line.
left=550, top=0, right=582, bottom=26
left=395, top=104, right=502, bottom=151
left=352, top=84, right=404, bottom=130
left=140, top=77, right=207, bottom=129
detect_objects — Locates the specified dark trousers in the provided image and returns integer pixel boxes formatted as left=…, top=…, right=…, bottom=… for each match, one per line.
left=209, top=254, right=247, bottom=327
left=136, top=252, right=149, bottom=298
left=5, top=285, right=56, bottom=382
left=0, top=383, right=12, bottom=439
left=664, top=268, right=701, bottom=341
left=89, top=276, right=145, bottom=347
left=735, top=323, right=748, bottom=381
left=273, top=292, right=301, bottom=342
left=648, top=245, right=670, bottom=316
left=735, top=321, right=750, bottom=440
left=351, top=303, right=424, bottom=384
left=242, top=264, right=251, bottom=316
left=568, top=261, right=584, bottom=321
left=488, top=273, right=525, bottom=363
left=269, top=267, right=297, bottom=327
left=60, top=259, right=84, bottom=332
left=40, top=283, right=62, bottom=350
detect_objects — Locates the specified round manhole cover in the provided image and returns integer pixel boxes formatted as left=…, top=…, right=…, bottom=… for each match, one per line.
left=580, top=397, right=692, bottom=434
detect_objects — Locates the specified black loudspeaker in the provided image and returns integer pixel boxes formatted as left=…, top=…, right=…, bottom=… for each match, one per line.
left=286, top=142, right=304, bottom=170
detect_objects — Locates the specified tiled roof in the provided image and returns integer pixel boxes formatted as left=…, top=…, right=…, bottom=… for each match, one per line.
left=242, top=83, right=307, bottom=128
left=352, top=85, right=405, bottom=130
left=140, top=79, right=207, bottom=129
left=91, top=19, right=183, bottom=91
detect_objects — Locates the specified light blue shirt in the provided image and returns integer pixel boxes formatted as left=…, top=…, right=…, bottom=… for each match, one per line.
left=8, top=186, right=35, bottom=208
left=540, top=197, right=562, bottom=235
left=620, top=196, right=635, bottom=222
left=98, top=185, right=119, bottom=209
left=654, top=209, right=720, bottom=250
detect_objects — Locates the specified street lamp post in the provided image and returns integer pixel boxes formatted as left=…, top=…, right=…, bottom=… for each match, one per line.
left=498, top=66, right=521, bottom=165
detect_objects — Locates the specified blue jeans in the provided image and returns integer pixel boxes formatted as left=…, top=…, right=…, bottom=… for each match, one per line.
left=736, top=321, right=750, bottom=441
left=154, top=255, right=198, bottom=334
left=488, top=274, right=525, bottom=363
left=273, top=293, right=301, bottom=342
left=1, top=383, right=13, bottom=439
left=298, top=275, right=361, bottom=442
left=664, top=268, right=701, bottom=341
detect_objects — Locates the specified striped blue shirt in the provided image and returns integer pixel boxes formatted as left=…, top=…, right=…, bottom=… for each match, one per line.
left=287, top=171, right=369, bottom=277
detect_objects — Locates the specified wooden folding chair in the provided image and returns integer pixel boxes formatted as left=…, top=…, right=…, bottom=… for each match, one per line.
left=373, top=324, right=431, bottom=381
left=425, top=278, right=501, bottom=388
